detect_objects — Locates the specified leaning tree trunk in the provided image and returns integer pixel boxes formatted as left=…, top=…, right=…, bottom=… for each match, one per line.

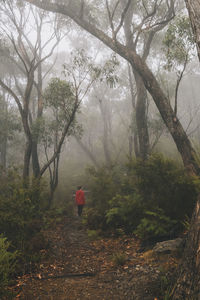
left=171, top=1, right=200, bottom=298
left=185, top=0, right=200, bottom=62
left=48, top=155, right=59, bottom=208
left=24, top=0, right=200, bottom=175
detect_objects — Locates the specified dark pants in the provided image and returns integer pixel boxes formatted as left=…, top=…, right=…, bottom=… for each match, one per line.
left=77, top=205, right=84, bottom=216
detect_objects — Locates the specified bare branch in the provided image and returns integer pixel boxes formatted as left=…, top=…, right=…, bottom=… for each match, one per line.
left=0, top=78, right=23, bottom=115
left=105, top=0, right=115, bottom=36
left=114, top=0, right=131, bottom=39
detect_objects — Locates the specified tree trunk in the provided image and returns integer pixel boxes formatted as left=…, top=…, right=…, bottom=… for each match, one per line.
left=32, top=32, right=43, bottom=177
left=171, top=1, right=200, bottom=298
left=127, top=64, right=139, bottom=158
left=48, top=155, right=59, bottom=208
left=0, top=136, right=7, bottom=169
left=24, top=2, right=200, bottom=298
left=172, top=196, right=200, bottom=299
left=134, top=72, right=149, bottom=160
left=0, top=92, right=8, bottom=169
left=99, top=99, right=112, bottom=166
left=185, top=0, right=200, bottom=62
left=32, top=140, right=40, bottom=177
left=24, top=1, right=200, bottom=175
left=75, top=137, right=100, bottom=169
left=22, top=110, right=32, bottom=180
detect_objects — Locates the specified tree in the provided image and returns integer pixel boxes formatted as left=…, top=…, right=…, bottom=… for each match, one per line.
left=43, top=78, right=81, bottom=206
left=23, top=1, right=200, bottom=298
left=163, top=16, right=195, bottom=117
left=24, top=0, right=199, bottom=175
left=185, top=0, right=200, bottom=62
left=0, top=93, right=21, bottom=168
left=0, top=0, right=63, bottom=180
left=170, top=1, right=200, bottom=299
left=122, top=0, right=175, bottom=159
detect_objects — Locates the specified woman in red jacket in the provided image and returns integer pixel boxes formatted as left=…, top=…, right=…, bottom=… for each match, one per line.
left=75, top=186, right=85, bottom=217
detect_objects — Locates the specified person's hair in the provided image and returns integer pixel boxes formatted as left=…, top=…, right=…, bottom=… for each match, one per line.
left=77, top=186, right=82, bottom=190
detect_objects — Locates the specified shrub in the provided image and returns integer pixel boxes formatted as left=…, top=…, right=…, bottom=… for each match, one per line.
left=85, top=154, right=197, bottom=241
left=127, top=154, right=197, bottom=222
left=106, top=194, right=144, bottom=233
left=112, top=252, right=127, bottom=266
left=87, top=230, right=100, bottom=241
left=134, top=208, right=177, bottom=241
left=0, top=168, right=46, bottom=255
left=83, top=207, right=107, bottom=230
left=86, top=166, right=123, bottom=213
left=0, top=235, right=17, bottom=297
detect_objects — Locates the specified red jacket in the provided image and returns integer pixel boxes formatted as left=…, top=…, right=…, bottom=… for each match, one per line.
left=75, top=189, right=85, bottom=205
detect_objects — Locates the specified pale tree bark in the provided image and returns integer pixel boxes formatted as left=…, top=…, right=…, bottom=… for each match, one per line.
left=185, top=0, right=200, bottom=62
left=127, top=64, right=139, bottom=158
left=98, top=98, right=112, bottom=166
left=122, top=0, right=174, bottom=160
left=123, top=1, right=149, bottom=160
left=0, top=69, right=34, bottom=180
left=0, top=90, right=8, bottom=169
left=134, top=72, right=149, bottom=160
left=29, top=9, right=63, bottom=178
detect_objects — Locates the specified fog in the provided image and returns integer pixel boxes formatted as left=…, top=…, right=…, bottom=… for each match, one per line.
left=0, top=0, right=200, bottom=203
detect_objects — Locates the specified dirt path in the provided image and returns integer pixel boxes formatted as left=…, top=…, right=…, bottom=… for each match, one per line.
left=14, top=215, right=173, bottom=300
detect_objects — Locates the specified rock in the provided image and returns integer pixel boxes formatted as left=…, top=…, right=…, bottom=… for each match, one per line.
left=153, top=238, right=184, bottom=255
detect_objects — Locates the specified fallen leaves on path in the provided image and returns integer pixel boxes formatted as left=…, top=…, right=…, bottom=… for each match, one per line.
left=12, top=216, right=177, bottom=300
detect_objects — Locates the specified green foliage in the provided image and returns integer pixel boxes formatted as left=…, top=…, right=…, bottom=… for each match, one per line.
left=128, top=154, right=197, bottom=222
left=87, top=229, right=100, bottom=241
left=134, top=208, right=177, bottom=240
left=63, top=49, right=119, bottom=89
left=160, top=274, right=173, bottom=300
left=163, top=16, right=194, bottom=70
left=42, top=77, right=82, bottom=148
left=0, top=235, right=17, bottom=297
left=44, top=78, right=75, bottom=112
left=112, top=252, right=127, bottom=266
left=83, top=207, right=107, bottom=230
left=97, top=53, right=119, bottom=88
left=0, top=95, right=21, bottom=143
left=43, top=77, right=79, bottom=130
left=43, top=207, right=70, bottom=228
left=0, top=168, right=44, bottom=252
left=86, top=166, right=122, bottom=214
left=84, top=154, right=197, bottom=242
left=181, top=215, right=191, bottom=231
left=106, top=194, right=144, bottom=233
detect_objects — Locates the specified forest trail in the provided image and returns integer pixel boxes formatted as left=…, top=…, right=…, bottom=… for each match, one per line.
left=13, top=215, right=175, bottom=300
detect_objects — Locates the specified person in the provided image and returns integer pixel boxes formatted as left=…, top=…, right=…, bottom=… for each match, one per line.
left=75, top=186, right=85, bottom=217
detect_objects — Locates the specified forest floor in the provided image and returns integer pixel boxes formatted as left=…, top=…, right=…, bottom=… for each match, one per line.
left=11, top=213, right=179, bottom=300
